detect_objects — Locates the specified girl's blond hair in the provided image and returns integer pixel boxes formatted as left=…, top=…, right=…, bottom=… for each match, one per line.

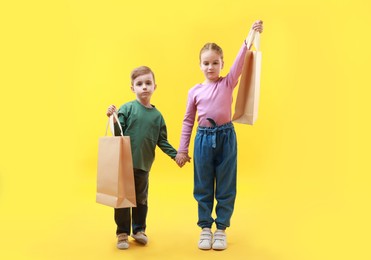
left=199, top=43, right=224, bottom=62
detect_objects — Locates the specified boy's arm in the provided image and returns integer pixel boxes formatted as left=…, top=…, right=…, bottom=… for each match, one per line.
left=114, top=107, right=128, bottom=136
left=113, top=120, right=122, bottom=136
left=157, top=119, right=177, bottom=159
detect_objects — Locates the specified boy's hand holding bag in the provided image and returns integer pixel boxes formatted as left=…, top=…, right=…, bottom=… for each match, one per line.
left=96, top=112, right=136, bottom=208
left=232, top=29, right=262, bottom=125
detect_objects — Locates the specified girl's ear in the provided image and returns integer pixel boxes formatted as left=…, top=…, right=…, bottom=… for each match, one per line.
left=154, top=84, right=157, bottom=90
left=131, top=86, right=135, bottom=92
left=221, top=60, right=224, bottom=69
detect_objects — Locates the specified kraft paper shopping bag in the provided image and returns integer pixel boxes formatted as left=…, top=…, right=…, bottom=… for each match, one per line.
left=96, top=113, right=136, bottom=208
left=232, top=30, right=262, bottom=125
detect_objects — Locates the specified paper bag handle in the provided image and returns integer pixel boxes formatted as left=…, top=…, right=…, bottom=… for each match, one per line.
left=105, top=112, right=124, bottom=136
left=246, top=30, right=260, bottom=51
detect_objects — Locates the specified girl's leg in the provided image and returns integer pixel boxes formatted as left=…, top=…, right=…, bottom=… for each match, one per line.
left=214, top=128, right=237, bottom=230
left=194, top=130, right=215, bottom=229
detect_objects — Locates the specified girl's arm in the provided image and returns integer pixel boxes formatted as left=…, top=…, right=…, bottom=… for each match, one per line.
left=225, top=43, right=248, bottom=88
left=225, top=20, right=263, bottom=88
left=178, top=91, right=197, bottom=154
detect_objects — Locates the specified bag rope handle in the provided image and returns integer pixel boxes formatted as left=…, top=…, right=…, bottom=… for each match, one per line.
left=246, top=30, right=261, bottom=51
left=105, top=112, right=124, bottom=137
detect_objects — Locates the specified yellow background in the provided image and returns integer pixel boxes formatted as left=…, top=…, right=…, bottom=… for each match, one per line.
left=0, top=0, right=370, bottom=259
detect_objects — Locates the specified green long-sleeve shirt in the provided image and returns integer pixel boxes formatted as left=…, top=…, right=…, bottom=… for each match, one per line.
left=114, top=100, right=177, bottom=172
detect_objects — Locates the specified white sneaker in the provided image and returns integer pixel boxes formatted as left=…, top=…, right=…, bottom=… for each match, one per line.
left=117, top=233, right=129, bottom=249
left=212, top=229, right=227, bottom=250
left=131, top=231, right=148, bottom=245
left=198, top=228, right=213, bottom=250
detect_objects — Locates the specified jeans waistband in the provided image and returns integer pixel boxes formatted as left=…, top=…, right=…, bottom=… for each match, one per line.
left=197, top=118, right=234, bottom=133
left=197, top=118, right=234, bottom=149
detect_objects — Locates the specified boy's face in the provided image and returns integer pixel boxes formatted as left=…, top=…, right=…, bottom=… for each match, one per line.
left=131, top=73, right=156, bottom=104
left=200, top=50, right=224, bottom=83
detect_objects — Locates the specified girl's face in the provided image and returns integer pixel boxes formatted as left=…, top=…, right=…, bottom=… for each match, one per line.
left=200, top=50, right=224, bottom=83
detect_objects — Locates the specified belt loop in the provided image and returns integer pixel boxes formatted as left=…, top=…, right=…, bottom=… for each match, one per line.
left=211, top=131, right=216, bottom=148
left=206, top=118, right=217, bottom=148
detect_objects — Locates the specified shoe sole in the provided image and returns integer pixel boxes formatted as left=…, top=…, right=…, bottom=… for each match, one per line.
left=212, top=246, right=226, bottom=250
left=133, top=239, right=147, bottom=245
left=117, top=243, right=129, bottom=250
left=131, top=235, right=148, bottom=245
left=212, top=242, right=227, bottom=250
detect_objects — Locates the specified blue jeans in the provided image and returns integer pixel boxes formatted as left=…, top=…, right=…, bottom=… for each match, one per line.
left=114, top=169, right=149, bottom=235
left=193, top=119, right=237, bottom=230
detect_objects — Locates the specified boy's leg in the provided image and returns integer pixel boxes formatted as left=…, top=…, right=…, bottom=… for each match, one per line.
left=193, top=130, right=215, bottom=229
left=131, top=169, right=149, bottom=234
left=214, top=127, right=237, bottom=230
left=114, top=208, right=131, bottom=235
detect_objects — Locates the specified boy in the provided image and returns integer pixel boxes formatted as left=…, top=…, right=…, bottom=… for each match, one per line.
left=106, top=66, right=188, bottom=249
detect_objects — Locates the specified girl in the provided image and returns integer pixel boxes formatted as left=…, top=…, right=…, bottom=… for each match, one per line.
left=175, top=20, right=263, bottom=250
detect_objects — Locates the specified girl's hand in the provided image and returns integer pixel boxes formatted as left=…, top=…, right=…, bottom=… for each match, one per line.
left=175, top=152, right=191, bottom=168
left=245, top=20, right=263, bottom=48
left=106, top=105, right=117, bottom=117
left=252, top=20, right=263, bottom=33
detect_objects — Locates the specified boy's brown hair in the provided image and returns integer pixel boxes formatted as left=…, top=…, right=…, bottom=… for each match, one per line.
left=130, top=66, right=155, bottom=85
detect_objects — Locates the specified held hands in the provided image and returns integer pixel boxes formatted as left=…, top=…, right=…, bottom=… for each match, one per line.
left=175, top=152, right=191, bottom=168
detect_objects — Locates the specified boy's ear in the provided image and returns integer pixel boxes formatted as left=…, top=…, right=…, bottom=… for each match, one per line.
left=154, top=84, right=157, bottom=90
left=131, top=86, right=135, bottom=92
left=221, top=61, right=224, bottom=69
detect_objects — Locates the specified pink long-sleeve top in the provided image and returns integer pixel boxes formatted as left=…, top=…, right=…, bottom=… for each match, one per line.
left=178, top=43, right=247, bottom=153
